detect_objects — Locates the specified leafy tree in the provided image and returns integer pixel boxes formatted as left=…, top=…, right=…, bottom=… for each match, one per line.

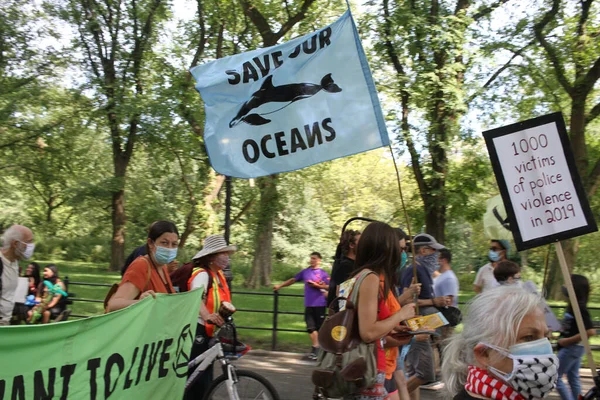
left=475, top=0, right=600, bottom=297
left=0, top=0, right=62, bottom=170
left=366, top=0, right=511, bottom=243
left=51, top=0, right=172, bottom=269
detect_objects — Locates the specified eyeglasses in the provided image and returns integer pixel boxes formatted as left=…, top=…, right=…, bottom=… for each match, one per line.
left=489, top=246, right=503, bottom=251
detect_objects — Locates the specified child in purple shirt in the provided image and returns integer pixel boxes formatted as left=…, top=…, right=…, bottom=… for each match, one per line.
left=273, top=252, right=330, bottom=360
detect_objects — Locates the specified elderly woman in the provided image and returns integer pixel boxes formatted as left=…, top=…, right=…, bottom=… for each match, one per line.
left=185, top=234, right=236, bottom=400
left=443, top=286, right=559, bottom=400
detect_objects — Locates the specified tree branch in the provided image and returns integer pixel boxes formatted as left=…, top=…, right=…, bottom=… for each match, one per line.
left=468, top=40, right=533, bottom=104
left=174, top=152, right=196, bottom=203
left=216, top=23, right=225, bottom=59
left=582, top=55, right=600, bottom=93
left=82, top=0, right=109, bottom=65
left=205, top=174, right=226, bottom=208
left=586, top=157, right=600, bottom=197
left=586, top=101, right=600, bottom=125
left=238, top=0, right=276, bottom=45
left=27, top=177, right=48, bottom=204
left=533, top=0, right=573, bottom=95
left=232, top=197, right=256, bottom=226
left=239, top=0, right=316, bottom=46
left=382, top=0, right=427, bottom=195
left=574, top=0, right=593, bottom=79
left=472, top=0, right=510, bottom=21
left=189, top=0, right=207, bottom=70
left=124, top=0, right=163, bottom=160
left=382, top=0, right=406, bottom=77
left=275, top=0, right=317, bottom=43
left=0, top=133, right=39, bottom=149
left=78, top=27, right=102, bottom=79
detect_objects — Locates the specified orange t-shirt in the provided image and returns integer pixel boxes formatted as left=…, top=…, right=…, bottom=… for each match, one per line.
left=121, top=255, right=175, bottom=295
left=381, top=277, right=401, bottom=379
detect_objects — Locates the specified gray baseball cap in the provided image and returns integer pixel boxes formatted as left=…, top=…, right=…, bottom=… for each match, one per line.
left=412, top=233, right=445, bottom=250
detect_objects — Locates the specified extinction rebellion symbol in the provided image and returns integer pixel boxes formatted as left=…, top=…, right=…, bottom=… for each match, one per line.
left=172, top=323, right=194, bottom=378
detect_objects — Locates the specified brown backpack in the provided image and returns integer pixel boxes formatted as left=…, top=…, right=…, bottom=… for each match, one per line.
left=312, top=270, right=378, bottom=398
left=169, top=262, right=195, bottom=292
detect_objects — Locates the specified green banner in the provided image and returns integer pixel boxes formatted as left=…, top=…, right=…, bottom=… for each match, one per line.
left=0, top=289, right=203, bottom=399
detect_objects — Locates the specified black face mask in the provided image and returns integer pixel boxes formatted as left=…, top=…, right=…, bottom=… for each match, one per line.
left=417, top=251, right=439, bottom=275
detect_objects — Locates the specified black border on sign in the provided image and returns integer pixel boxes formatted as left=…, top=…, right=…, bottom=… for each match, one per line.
left=483, top=112, right=597, bottom=252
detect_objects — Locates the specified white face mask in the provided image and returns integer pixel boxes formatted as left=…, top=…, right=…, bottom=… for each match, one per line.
left=212, top=253, right=229, bottom=269
left=482, top=339, right=559, bottom=400
left=17, top=241, right=35, bottom=260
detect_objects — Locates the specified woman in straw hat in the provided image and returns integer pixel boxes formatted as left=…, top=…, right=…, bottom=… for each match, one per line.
left=106, top=221, right=178, bottom=312
left=185, top=234, right=236, bottom=399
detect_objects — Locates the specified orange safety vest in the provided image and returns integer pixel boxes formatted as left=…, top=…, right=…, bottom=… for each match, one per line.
left=187, top=267, right=231, bottom=337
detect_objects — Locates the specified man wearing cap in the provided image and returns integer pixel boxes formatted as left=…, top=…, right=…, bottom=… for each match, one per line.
left=399, top=233, right=451, bottom=397
left=473, top=239, right=510, bottom=294
left=0, top=225, right=35, bottom=326
left=186, top=234, right=236, bottom=399
left=273, top=252, right=330, bottom=360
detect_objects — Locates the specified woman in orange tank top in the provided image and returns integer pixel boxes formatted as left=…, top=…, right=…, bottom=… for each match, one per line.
left=106, top=221, right=178, bottom=312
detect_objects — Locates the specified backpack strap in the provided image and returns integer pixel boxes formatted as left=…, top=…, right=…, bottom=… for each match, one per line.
left=348, top=270, right=376, bottom=306
left=188, top=267, right=213, bottom=295
left=104, top=257, right=152, bottom=314
left=0, top=257, right=3, bottom=295
left=141, top=256, right=153, bottom=292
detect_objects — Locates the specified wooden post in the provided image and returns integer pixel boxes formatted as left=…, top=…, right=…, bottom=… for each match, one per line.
left=554, top=242, right=598, bottom=378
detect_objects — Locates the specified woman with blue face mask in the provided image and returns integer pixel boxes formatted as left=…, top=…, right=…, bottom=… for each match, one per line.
left=442, top=286, right=559, bottom=400
left=107, top=220, right=179, bottom=312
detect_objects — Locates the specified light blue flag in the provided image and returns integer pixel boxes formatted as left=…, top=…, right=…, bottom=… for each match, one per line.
left=190, top=10, right=389, bottom=179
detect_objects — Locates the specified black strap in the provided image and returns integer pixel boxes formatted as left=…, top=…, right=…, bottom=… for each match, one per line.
left=0, top=257, right=3, bottom=294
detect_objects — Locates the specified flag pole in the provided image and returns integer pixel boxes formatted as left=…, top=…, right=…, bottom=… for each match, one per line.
left=224, top=176, right=232, bottom=244
left=389, top=145, right=419, bottom=314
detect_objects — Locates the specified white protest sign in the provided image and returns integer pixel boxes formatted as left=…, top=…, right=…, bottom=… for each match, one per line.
left=484, top=113, right=597, bottom=251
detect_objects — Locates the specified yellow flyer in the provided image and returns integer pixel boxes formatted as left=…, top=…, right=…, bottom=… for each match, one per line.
left=406, top=312, right=448, bottom=331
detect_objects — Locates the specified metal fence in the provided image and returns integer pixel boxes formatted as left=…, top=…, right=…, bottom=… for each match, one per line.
left=63, top=277, right=307, bottom=350
left=63, top=276, right=600, bottom=352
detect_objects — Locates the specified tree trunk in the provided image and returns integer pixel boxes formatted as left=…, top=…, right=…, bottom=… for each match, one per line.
left=545, top=238, right=578, bottom=299
left=544, top=96, right=587, bottom=296
left=424, top=199, right=446, bottom=244
left=245, top=218, right=274, bottom=289
left=178, top=206, right=196, bottom=250
left=109, top=155, right=128, bottom=271
left=245, top=175, right=278, bottom=288
left=46, top=197, right=53, bottom=223
left=110, top=188, right=126, bottom=271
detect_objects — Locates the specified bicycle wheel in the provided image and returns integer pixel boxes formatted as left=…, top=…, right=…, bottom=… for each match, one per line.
left=202, top=369, right=280, bottom=400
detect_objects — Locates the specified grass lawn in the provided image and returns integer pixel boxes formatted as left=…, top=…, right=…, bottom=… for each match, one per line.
left=42, top=259, right=312, bottom=352
left=38, top=259, right=600, bottom=360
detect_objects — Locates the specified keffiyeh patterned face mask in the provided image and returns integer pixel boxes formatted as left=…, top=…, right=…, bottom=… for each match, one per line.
left=481, top=338, right=559, bottom=400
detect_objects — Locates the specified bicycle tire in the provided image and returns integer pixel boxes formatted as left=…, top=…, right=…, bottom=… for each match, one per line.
left=202, top=369, right=280, bottom=400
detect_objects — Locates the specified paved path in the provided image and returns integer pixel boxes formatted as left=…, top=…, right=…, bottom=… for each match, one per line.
left=221, top=350, right=597, bottom=400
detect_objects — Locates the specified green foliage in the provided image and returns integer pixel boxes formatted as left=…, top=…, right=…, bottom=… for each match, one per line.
left=1, top=1, right=599, bottom=291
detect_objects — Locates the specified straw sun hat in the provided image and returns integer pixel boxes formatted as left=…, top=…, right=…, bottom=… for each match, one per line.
left=192, top=234, right=237, bottom=260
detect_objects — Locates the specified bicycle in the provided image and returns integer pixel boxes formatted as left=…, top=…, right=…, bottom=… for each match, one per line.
left=184, top=303, right=280, bottom=400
